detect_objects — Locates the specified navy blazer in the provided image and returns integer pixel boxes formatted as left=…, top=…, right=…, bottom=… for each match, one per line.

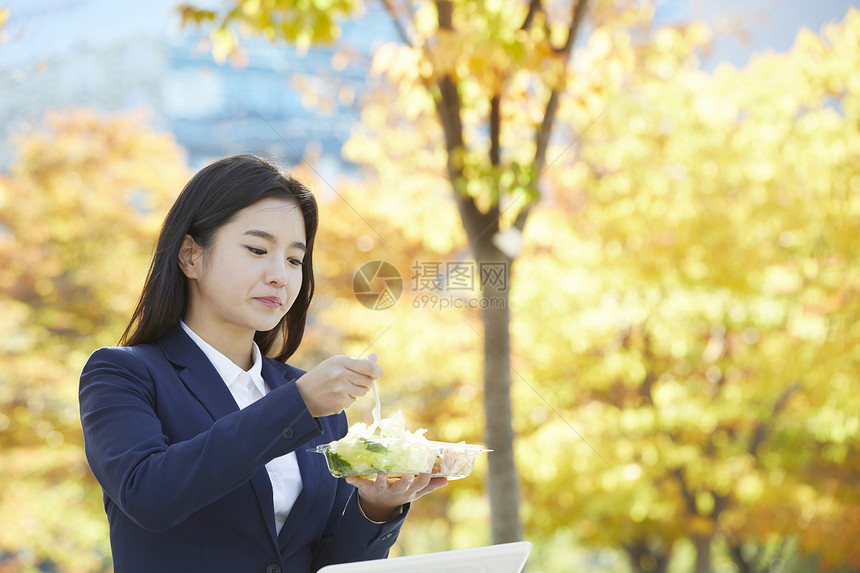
left=79, top=326, right=406, bottom=573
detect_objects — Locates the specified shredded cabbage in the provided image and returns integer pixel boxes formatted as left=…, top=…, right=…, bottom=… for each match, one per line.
left=325, top=410, right=436, bottom=476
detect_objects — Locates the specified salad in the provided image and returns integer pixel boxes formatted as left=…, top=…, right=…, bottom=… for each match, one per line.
left=315, top=411, right=488, bottom=480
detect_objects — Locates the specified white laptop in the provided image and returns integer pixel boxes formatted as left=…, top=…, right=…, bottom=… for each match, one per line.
left=317, top=541, right=532, bottom=573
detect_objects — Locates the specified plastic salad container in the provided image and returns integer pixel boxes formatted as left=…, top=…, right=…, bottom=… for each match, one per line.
left=314, top=410, right=490, bottom=480
left=313, top=438, right=490, bottom=480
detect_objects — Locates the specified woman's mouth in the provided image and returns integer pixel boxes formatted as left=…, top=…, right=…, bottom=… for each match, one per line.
left=254, top=296, right=282, bottom=309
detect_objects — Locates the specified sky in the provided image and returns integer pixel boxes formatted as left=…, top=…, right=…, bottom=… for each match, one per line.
left=0, top=0, right=180, bottom=67
left=660, top=0, right=859, bottom=69
left=2, top=0, right=858, bottom=69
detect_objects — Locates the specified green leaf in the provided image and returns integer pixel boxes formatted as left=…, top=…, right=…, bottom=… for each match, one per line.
left=325, top=451, right=353, bottom=473
left=359, top=438, right=389, bottom=454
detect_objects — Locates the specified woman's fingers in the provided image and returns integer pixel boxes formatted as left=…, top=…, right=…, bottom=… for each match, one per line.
left=295, top=354, right=382, bottom=417
left=349, top=473, right=449, bottom=507
left=346, top=355, right=382, bottom=380
left=418, top=476, right=449, bottom=496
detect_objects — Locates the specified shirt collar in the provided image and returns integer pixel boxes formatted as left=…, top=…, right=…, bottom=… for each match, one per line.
left=180, top=321, right=266, bottom=395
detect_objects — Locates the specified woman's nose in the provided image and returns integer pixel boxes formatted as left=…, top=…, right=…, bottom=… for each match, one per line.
left=266, top=258, right=289, bottom=286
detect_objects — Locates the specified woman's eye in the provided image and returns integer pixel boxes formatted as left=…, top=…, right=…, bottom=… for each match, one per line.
left=246, top=246, right=267, bottom=255
left=288, top=258, right=304, bottom=267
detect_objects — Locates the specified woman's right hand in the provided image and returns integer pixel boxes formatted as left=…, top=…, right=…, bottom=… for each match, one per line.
left=295, top=354, right=382, bottom=417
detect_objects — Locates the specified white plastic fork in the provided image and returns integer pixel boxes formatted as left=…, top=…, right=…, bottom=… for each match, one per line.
left=371, top=379, right=382, bottom=434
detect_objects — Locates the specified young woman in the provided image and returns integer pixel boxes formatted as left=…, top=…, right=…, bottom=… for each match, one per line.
left=79, top=155, right=446, bottom=573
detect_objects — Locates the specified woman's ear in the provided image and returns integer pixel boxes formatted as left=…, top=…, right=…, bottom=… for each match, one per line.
left=178, top=235, right=201, bottom=279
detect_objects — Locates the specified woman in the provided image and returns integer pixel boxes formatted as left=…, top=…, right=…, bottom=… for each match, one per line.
left=79, top=155, right=446, bottom=573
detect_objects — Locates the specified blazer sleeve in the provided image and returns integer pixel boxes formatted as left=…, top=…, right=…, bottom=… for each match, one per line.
left=79, top=346, right=322, bottom=531
left=312, top=494, right=410, bottom=570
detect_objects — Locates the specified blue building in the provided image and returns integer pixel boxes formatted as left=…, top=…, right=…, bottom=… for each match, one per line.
left=0, top=0, right=396, bottom=170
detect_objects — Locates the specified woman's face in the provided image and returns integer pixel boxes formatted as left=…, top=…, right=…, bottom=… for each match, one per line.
left=180, top=197, right=307, bottom=344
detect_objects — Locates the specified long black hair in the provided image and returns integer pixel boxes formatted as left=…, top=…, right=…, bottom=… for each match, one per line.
left=120, top=154, right=318, bottom=361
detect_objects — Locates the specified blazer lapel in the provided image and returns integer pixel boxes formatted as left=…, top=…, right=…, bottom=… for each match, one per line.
left=277, top=439, right=326, bottom=551
left=250, top=468, right=279, bottom=546
left=158, top=325, right=239, bottom=421
left=261, top=356, right=299, bottom=391
left=262, top=359, right=327, bottom=551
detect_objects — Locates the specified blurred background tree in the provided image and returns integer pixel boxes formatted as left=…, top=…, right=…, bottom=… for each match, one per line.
left=510, top=8, right=860, bottom=573
left=0, top=109, right=190, bottom=571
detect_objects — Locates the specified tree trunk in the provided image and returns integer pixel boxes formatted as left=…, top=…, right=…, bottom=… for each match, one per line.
left=478, top=247, right=521, bottom=543
left=728, top=544, right=754, bottom=573
left=692, top=534, right=713, bottom=573
left=625, top=541, right=671, bottom=573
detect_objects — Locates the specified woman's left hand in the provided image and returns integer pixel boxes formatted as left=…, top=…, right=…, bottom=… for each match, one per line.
left=346, top=473, right=448, bottom=522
